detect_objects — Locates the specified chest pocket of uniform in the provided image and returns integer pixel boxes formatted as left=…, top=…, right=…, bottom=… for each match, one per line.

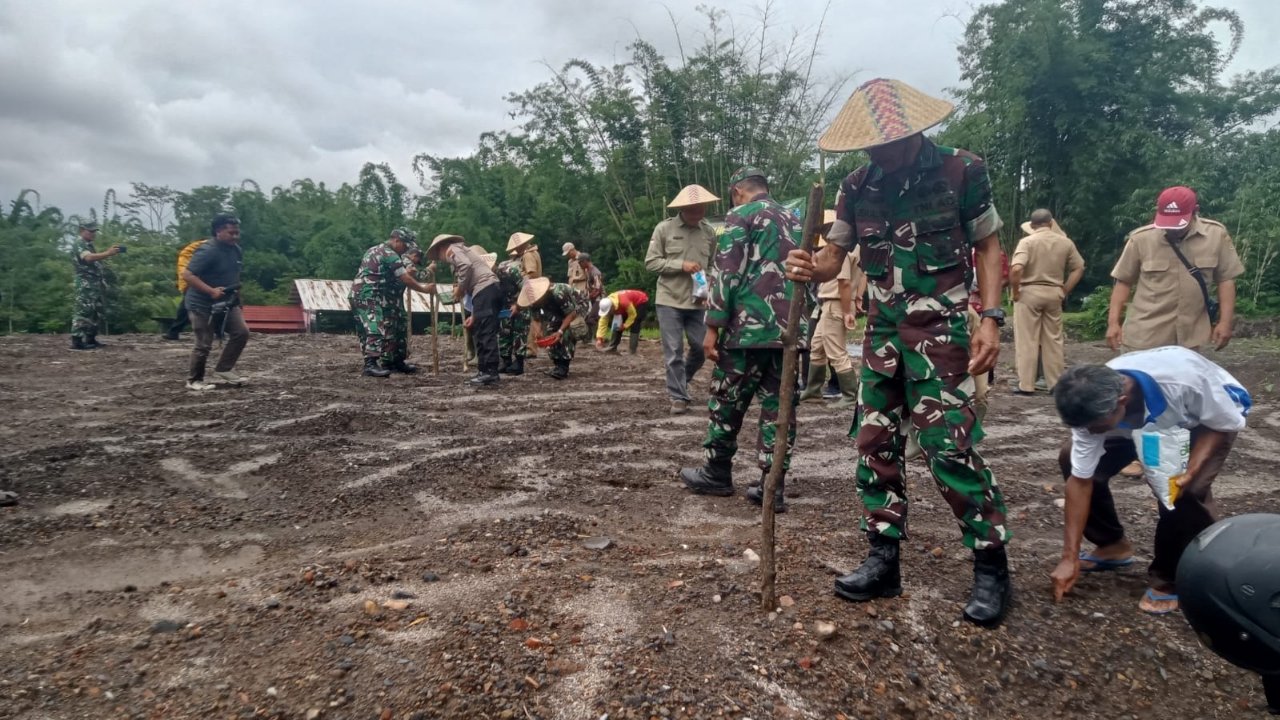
left=912, top=213, right=964, bottom=273
left=856, top=219, right=892, bottom=279
left=1140, top=258, right=1171, bottom=273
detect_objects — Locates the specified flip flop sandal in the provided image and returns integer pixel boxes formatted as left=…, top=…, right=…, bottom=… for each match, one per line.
left=0, top=490, right=17, bottom=507
left=1079, top=551, right=1136, bottom=573
left=1140, top=588, right=1179, bottom=615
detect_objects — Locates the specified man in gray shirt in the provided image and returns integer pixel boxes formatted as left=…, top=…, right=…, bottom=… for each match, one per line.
left=645, top=184, right=720, bottom=414
left=427, top=233, right=502, bottom=386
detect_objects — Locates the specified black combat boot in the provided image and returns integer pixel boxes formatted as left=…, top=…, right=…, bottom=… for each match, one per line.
left=498, top=356, right=511, bottom=374
left=71, top=336, right=89, bottom=350
left=745, top=471, right=786, bottom=513
left=503, top=356, right=525, bottom=376
left=679, top=458, right=734, bottom=496
left=545, top=361, right=569, bottom=380
left=362, top=357, right=391, bottom=378
left=84, top=335, right=105, bottom=349
left=963, top=547, right=1012, bottom=627
left=834, top=534, right=902, bottom=602
left=389, top=359, right=418, bottom=374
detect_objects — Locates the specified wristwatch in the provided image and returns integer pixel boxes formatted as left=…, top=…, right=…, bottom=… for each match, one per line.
left=979, top=308, right=1006, bottom=327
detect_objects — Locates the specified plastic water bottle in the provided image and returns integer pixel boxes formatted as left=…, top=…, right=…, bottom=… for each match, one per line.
left=692, top=270, right=708, bottom=299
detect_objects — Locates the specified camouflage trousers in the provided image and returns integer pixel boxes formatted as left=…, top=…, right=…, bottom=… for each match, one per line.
left=852, top=367, right=1010, bottom=550
left=351, top=297, right=404, bottom=364
left=547, top=320, right=589, bottom=364
left=71, top=286, right=104, bottom=340
left=702, top=348, right=797, bottom=471
left=499, top=310, right=530, bottom=360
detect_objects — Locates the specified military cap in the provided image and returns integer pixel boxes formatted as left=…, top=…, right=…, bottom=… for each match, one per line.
left=78, top=220, right=99, bottom=231
left=728, top=167, right=767, bottom=186
left=390, top=227, right=417, bottom=244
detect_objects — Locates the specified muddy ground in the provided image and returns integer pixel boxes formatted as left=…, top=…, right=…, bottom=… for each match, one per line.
left=1, top=331, right=1278, bottom=720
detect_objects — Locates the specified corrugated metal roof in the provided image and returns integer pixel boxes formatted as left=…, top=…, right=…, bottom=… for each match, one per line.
left=290, top=279, right=462, bottom=314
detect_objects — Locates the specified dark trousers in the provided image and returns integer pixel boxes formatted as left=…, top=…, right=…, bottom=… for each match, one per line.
left=168, top=300, right=190, bottom=335
left=189, top=306, right=249, bottom=381
left=608, top=304, right=649, bottom=350
left=471, top=284, right=503, bottom=375
left=1057, top=429, right=1233, bottom=585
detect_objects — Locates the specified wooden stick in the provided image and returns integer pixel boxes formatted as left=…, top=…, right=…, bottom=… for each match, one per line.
left=761, top=181, right=825, bottom=611
left=429, top=267, right=440, bottom=375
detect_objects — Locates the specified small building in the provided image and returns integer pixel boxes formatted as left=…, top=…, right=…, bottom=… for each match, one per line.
left=289, top=279, right=462, bottom=333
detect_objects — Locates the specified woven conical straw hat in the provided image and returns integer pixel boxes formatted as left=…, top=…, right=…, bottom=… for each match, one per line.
left=818, top=78, right=954, bottom=153
left=668, top=184, right=721, bottom=208
left=427, top=233, right=465, bottom=261
left=517, top=277, right=551, bottom=307
left=506, top=232, right=535, bottom=252
left=468, top=244, right=498, bottom=268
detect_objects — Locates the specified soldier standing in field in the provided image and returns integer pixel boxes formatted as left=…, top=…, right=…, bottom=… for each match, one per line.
left=509, top=232, right=542, bottom=358
left=678, top=167, right=804, bottom=513
left=70, top=221, right=121, bottom=350
left=349, top=228, right=435, bottom=378
left=786, top=78, right=1011, bottom=626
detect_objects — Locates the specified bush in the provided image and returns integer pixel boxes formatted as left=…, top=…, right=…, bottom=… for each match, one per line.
left=1064, top=285, right=1111, bottom=341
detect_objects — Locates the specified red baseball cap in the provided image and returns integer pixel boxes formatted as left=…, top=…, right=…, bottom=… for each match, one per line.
left=1153, top=186, right=1197, bottom=230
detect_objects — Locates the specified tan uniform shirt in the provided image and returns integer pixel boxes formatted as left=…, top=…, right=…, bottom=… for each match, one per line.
left=567, top=256, right=587, bottom=292
left=1010, top=227, right=1084, bottom=287
left=1111, top=217, right=1243, bottom=350
left=818, top=248, right=860, bottom=301
left=644, top=215, right=718, bottom=310
left=451, top=245, right=498, bottom=298
left=521, top=247, right=542, bottom=278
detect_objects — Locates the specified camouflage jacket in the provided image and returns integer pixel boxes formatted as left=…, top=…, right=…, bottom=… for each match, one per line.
left=72, top=237, right=104, bottom=289
left=496, top=259, right=524, bottom=306
left=351, top=242, right=410, bottom=303
left=833, top=138, right=1002, bottom=380
left=706, top=192, right=805, bottom=349
left=534, top=283, right=591, bottom=328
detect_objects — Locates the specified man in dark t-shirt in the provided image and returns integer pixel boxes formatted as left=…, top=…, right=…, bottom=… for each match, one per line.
left=182, top=214, right=248, bottom=391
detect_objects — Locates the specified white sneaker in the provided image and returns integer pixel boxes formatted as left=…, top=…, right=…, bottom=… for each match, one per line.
left=185, top=380, right=216, bottom=392
left=211, top=370, right=247, bottom=386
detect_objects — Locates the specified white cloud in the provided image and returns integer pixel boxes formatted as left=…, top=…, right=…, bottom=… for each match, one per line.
left=0, top=0, right=1273, bottom=216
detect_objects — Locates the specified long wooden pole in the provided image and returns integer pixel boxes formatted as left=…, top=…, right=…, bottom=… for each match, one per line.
left=429, top=266, right=440, bottom=374
left=761, top=181, right=825, bottom=611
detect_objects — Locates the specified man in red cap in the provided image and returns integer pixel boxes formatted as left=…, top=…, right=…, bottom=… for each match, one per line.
left=1104, top=186, right=1244, bottom=480
left=1107, top=186, right=1243, bottom=355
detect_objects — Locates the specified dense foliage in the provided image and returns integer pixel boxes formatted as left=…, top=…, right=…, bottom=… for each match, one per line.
left=2, top=1, right=1276, bottom=336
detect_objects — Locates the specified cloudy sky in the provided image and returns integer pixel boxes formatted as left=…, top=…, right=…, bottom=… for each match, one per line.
left=1, top=0, right=1274, bottom=216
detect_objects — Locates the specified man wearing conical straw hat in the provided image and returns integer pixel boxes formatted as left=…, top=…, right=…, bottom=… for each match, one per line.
left=787, top=78, right=1012, bottom=626
left=517, top=277, right=591, bottom=380
left=644, top=184, right=720, bottom=415
left=508, top=231, right=542, bottom=357
left=427, top=234, right=504, bottom=386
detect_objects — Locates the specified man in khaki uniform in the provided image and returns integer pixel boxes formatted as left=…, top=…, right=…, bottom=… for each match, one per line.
left=564, top=243, right=588, bottom=295
left=508, top=232, right=542, bottom=355
left=645, top=184, right=720, bottom=414
left=1010, top=209, right=1085, bottom=394
left=1107, top=186, right=1243, bottom=353
left=800, top=211, right=862, bottom=408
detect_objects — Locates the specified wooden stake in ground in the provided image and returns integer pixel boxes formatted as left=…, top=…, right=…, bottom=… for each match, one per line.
left=404, top=289, right=414, bottom=364
left=429, top=266, right=440, bottom=375
left=761, top=181, right=825, bottom=611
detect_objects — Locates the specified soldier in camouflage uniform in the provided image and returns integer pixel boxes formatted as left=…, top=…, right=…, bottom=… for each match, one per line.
left=517, top=277, right=590, bottom=379
left=350, top=228, right=435, bottom=377
left=679, top=167, right=805, bottom=513
left=787, top=78, right=1011, bottom=626
left=70, top=221, right=122, bottom=350
left=495, top=257, right=530, bottom=375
